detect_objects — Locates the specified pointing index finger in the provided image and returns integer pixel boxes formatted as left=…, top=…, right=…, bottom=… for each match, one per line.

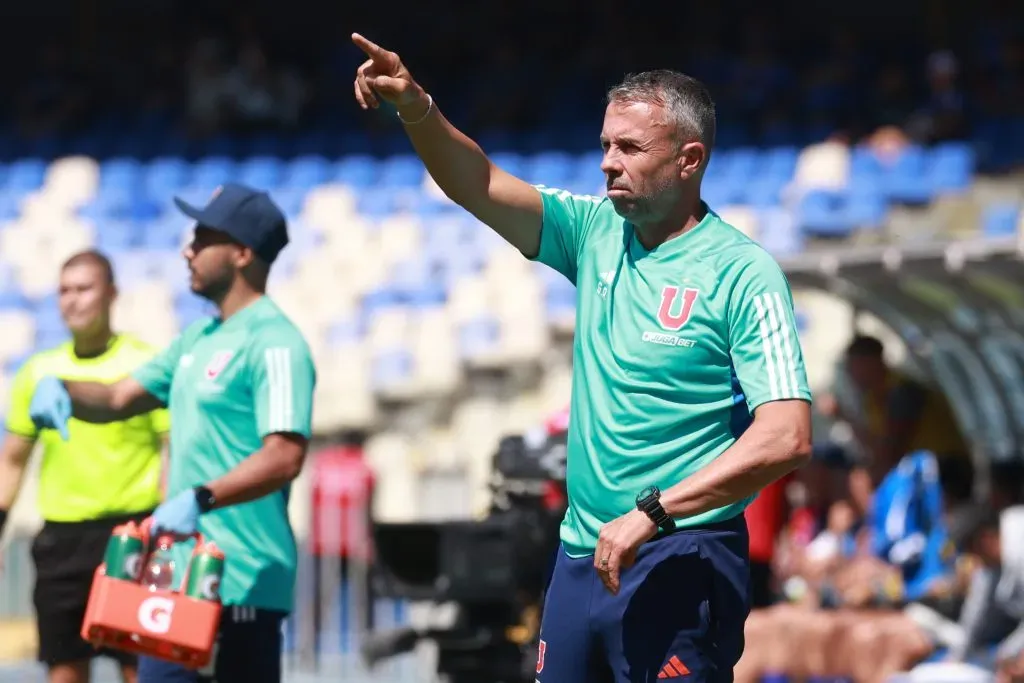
left=352, top=33, right=386, bottom=59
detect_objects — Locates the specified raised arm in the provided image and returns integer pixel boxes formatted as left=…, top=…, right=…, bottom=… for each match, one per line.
left=352, top=33, right=543, bottom=257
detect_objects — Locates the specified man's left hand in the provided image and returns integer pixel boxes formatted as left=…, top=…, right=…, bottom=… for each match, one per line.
left=594, top=509, right=657, bottom=595
left=151, top=489, right=201, bottom=538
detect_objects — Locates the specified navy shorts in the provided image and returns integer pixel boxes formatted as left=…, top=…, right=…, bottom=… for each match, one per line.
left=137, top=606, right=285, bottom=683
left=536, top=514, right=751, bottom=683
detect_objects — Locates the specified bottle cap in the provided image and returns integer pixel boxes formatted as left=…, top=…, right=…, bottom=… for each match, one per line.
left=202, top=542, right=225, bottom=560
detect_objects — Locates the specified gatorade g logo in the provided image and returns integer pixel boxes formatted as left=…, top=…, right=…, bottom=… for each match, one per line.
left=199, top=574, right=221, bottom=601
left=536, top=640, right=546, bottom=674
left=124, top=553, right=143, bottom=581
left=138, top=597, right=175, bottom=634
left=657, top=286, right=699, bottom=331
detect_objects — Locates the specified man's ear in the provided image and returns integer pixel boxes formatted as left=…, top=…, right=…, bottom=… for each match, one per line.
left=234, top=246, right=257, bottom=269
left=678, top=141, right=707, bottom=181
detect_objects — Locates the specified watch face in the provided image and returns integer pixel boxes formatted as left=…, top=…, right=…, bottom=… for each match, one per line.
left=637, top=486, right=658, bottom=503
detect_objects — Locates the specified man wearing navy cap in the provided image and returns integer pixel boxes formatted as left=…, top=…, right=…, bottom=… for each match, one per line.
left=28, top=184, right=318, bottom=683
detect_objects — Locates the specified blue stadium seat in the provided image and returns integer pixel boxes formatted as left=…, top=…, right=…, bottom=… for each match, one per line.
left=844, top=191, right=887, bottom=230
left=236, top=156, right=285, bottom=189
left=406, top=284, right=447, bottom=308
left=0, top=194, right=23, bottom=221
left=724, top=148, right=759, bottom=184
left=702, top=180, right=743, bottom=209
left=3, top=158, right=46, bottom=194
left=99, top=157, right=143, bottom=192
left=333, top=155, right=378, bottom=189
left=281, top=155, right=331, bottom=190
left=798, top=190, right=851, bottom=237
left=0, top=290, right=32, bottom=311
left=572, top=151, right=604, bottom=185
left=356, top=187, right=399, bottom=219
left=361, top=287, right=404, bottom=317
left=928, top=142, right=974, bottom=193
left=139, top=216, right=186, bottom=250
left=191, top=156, right=238, bottom=188
left=982, top=203, right=1020, bottom=237
left=743, top=178, right=786, bottom=208
left=378, top=155, right=424, bottom=188
left=143, top=157, right=191, bottom=198
left=269, top=187, right=307, bottom=218
left=489, top=152, right=525, bottom=179
left=32, top=296, right=65, bottom=336
left=523, top=151, right=574, bottom=186
left=883, top=145, right=932, bottom=204
left=761, top=147, right=799, bottom=183
left=94, top=221, right=139, bottom=251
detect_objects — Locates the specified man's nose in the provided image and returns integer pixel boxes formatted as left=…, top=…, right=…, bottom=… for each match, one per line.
left=600, top=151, right=622, bottom=176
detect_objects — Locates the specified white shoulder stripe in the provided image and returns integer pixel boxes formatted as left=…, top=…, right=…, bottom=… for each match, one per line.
left=752, top=293, right=801, bottom=400
left=265, top=347, right=293, bottom=432
left=772, top=291, right=801, bottom=398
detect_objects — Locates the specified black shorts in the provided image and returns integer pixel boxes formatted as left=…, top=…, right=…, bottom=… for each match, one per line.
left=31, top=510, right=153, bottom=666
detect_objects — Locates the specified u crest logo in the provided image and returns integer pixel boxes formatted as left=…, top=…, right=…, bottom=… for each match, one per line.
left=657, top=287, right=699, bottom=331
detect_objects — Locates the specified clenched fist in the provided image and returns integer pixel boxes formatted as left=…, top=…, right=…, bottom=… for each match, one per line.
left=352, top=33, right=430, bottom=120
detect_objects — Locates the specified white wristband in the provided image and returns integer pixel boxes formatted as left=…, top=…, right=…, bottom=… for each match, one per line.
left=397, top=94, right=434, bottom=125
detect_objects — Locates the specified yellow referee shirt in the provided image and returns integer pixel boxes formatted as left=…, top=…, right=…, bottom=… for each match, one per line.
left=5, top=334, right=169, bottom=522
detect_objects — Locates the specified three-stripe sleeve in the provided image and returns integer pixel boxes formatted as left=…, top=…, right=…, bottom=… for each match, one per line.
left=728, top=255, right=811, bottom=412
left=253, top=332, right=316, bottom=439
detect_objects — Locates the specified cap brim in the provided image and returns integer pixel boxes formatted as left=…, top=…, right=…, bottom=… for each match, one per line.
left=174, top=197, right=208, bottom=223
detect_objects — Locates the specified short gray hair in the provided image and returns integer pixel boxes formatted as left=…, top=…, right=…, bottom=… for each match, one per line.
left=607, top=70, right=717, bottom=151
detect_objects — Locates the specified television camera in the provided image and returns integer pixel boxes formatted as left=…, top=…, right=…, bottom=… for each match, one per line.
left=361, top=424, right=568, bottom=683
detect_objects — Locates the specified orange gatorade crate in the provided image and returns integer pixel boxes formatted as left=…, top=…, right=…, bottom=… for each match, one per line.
left=80, top=518, right=224, bottom=669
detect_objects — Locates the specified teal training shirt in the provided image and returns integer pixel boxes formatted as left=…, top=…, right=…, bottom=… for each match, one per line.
left=133, top=296, right=317, bottom=612
left=530, top=187, right=812, bottom=558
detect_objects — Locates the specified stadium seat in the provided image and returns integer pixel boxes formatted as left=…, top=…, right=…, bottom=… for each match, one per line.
left=982, top=203, right=1021, bottom=238
left=798, top=189, right=852, bottom=237
left=236, top=156, right=285, bottom=189
left=928, top=142, right=974, bottom=194
left=3, top=159, right=47, bottom=194
left=333, top=155, right=378, bottom=189
left=191, top=156, right=237, bottom=189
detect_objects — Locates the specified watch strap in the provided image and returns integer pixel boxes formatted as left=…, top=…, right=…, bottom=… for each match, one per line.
left=637, top=492, right=674, bottom=533
left=193, top=486, right=216, bottom=513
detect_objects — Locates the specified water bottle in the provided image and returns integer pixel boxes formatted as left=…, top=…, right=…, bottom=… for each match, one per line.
left=141, top=535, right=176, bottom=592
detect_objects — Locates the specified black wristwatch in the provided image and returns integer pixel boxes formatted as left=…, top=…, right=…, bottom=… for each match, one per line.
left=636, top=486, right=674, bottom=533
left=194, top=486, right=217, bottom=513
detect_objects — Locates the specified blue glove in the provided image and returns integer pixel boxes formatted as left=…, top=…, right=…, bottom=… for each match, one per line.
left=151, top=489, right=201, bottom=538
left=29, top=376, right=71, bottom=441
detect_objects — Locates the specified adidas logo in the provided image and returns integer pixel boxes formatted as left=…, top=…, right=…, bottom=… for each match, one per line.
left=657, top=656, right=690, bottom=678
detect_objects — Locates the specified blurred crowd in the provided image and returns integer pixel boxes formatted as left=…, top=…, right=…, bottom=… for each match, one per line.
left=738, top=336, right=1024, bottom=683
left=0, top=0, right=1021, bottom=153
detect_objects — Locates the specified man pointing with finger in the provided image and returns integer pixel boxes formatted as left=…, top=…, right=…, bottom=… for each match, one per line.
left=352, top=34, right=813, bottom=683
